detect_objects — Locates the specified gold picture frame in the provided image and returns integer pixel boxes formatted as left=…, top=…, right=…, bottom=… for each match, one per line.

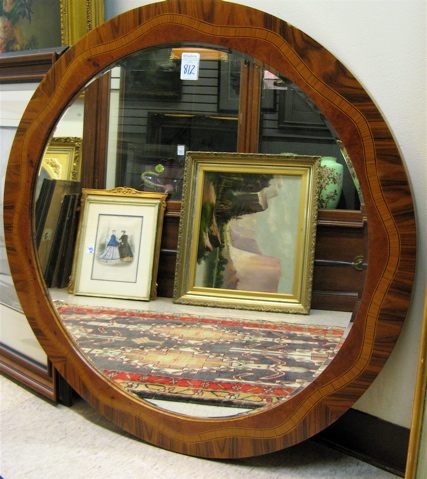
left=405, top=293, right=427, bottom=479
left=40, top=137, right=82, bottom=182
left=60, top=0, right=105, bottom=46
left=69, top=188, right=167, bottom=301
left=173, top=152, right=320, bottom=314
left=0, top=0, right=104, bottom=54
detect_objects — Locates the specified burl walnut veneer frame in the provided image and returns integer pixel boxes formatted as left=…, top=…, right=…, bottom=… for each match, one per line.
left=4, top=0, right=416, bottom=459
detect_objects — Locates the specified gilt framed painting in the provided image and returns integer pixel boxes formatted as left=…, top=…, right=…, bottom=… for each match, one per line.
left=173, top=152, right=320, bottom=314
left=69, top=188, right=167, bottom=301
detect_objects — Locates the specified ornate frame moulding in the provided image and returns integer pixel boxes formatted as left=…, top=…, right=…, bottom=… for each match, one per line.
left=174, top=152, right=319, bottom=314
left=60, top=0, right=105, bottom=46
left=41, top=137, right=82, bottom=181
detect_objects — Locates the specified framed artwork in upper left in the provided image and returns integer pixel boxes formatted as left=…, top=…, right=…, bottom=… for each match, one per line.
left=0, top=0, right=104, bottom=54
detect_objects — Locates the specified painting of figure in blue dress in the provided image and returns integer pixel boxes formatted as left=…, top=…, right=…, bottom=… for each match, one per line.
left=97, top=229, right=134, bottom=264
left=91, top=214, right=143, bottom=283
left=98, top=230, right=121, bottom=263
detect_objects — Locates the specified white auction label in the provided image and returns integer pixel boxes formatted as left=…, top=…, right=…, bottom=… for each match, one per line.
left=177, top=144, right=186, bottom=156
left=180, top=52, right=200, bottom=80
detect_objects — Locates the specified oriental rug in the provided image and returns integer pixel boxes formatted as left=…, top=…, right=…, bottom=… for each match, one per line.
left=56, top=304, right=346, bottom=409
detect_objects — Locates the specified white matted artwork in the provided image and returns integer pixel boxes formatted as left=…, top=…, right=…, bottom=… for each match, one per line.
left=69, top=188, right=167, bottom=301
left=91, top=213, right=143, bottom=282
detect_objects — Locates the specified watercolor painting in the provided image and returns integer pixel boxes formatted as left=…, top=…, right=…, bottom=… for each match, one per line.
left=91, top=214, right=144, bottom=284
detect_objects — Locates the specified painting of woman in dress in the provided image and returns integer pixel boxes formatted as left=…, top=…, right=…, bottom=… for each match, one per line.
left=91, top=214, right=143, bottom=284
left=118, top=230, right=133, bottom=262
left=97, top=230, right=121, bottom=264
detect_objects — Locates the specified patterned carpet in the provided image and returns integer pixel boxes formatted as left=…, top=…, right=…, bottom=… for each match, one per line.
left=56, top=304, right=346, bottom=409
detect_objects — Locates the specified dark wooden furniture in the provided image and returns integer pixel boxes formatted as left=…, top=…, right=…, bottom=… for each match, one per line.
left=0, top=344, right=57, bottom=400
left=0, top=47, right=67, bottom=84
left=3, top=0, right=416, bottom=459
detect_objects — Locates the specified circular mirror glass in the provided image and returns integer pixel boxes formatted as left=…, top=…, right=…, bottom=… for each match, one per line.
left=36, top=43, right=363, bottom=417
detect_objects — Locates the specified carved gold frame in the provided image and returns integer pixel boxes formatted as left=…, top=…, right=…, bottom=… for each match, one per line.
left=40, top=137, right=82, bottom=182
left=174, top=152, right=319, bottom=314
left=60, top=0, right=105, bottom=46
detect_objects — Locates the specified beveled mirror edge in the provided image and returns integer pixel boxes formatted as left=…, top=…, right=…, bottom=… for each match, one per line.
left=3, top=0, right=416, bottom=458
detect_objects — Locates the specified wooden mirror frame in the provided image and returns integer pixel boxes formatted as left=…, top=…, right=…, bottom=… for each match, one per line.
left=4, top=0, right=416, bottom=458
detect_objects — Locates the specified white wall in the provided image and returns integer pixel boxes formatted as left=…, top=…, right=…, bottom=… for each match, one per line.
left=104, top=0, right=427, bottom=429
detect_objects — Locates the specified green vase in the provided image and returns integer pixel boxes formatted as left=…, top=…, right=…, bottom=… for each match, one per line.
left=337, top=140, right=363, bottom=204
left=318, top=156, right=343, bottom=209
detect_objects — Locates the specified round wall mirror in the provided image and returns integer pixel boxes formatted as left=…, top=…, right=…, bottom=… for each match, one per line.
left=4, top=0, right=416, bottom=458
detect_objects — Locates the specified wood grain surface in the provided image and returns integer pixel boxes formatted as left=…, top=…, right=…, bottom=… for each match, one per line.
left=3, top=0, right=416, bottom=458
